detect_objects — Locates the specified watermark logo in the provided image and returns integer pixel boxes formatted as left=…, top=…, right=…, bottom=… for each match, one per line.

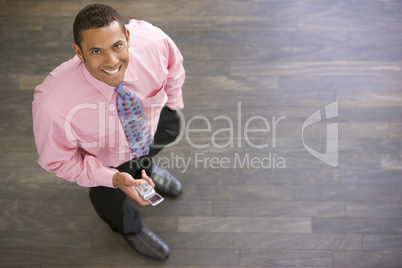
left=302, top=101, right=338, bottom=167
left=63, top=100, right=339, bottom=171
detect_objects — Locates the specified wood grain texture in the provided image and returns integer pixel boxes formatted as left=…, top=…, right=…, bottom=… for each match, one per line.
left=313, top=217, right=402, bottom=234
left=178, top=216, right=312, bottom=233
left=240, top=249, right=332, bottom=267
left=2, top=0, right=402, bottom=267
left=333, top=251, right=402, bottom=267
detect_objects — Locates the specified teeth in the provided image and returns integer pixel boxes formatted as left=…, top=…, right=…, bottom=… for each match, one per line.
left=104, top=67, right=119, bottom=75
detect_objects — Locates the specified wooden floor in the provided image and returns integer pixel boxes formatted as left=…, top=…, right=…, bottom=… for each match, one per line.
left=1, top=0, right=402, bottom=267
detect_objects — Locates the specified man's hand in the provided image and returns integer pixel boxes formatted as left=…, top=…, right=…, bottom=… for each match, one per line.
left=112, top=170, right=156, bottom=206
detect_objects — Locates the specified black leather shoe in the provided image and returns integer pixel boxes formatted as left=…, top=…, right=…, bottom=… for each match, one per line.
left=151, top=165, right=183, bottom=196
left=124, top=225, right=170, bottom=260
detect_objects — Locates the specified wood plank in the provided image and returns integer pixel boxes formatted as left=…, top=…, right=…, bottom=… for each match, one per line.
left=340, top=169, right=402, bottom=184
left=240, top=249, right=332, bottom=267
left=339, top=139, right=402, bottom=155
left=178, top=266, right=261, bottom=268
left=0, top=181, right=89, bottom=200
left=337, top=91, right=402, bottom=108
left=118, top=0, right=257, bottom=20
left=0, top=199, right=19, bottom=232
left=349, top=31, right=402, bottom=46
left=185, top=75, right=280, bottom=92
left=167, top=249, right=239, bottom=266
left=0, top=152, right=51, bottom=168
left=0, top=16, right=42, bottom=31
left=383, top=2, right=402, bottom=19
left=312, top=217, right=402, bottom=234
left=280, top=75, right=402, bottom=92
left=16, top=199, right=102, bottom=232
left=231, top=61, right=402, bottom=77
left=390, top=123, right=402, bottom=138
left=178, top=216, right=311, bottom=233
left=296, top=1, right=383, bottom=18
left=0, top=232, right=91, bottom=249
left=333, top=250, right=402, bottom=267
left=181, top=44, right=402, bottom=62
left=180, top=184, right=293, bottom=201
left=179, top=104, right=400, bottom=123
left=213, top=201, right=346, bottom=217
left=183, top=87, right=334, bottom=107
left=129, top=199, right=213, bottom=217
left=381, top=153, right=402, bottom=170
left=170, top=30, right=347, bottom=47
left=363, top=234, right=402, bottom=250
left=142, top=216, right=179, bottom=233
left=184, top=60, right=231, bottom=76
left=339, top=107, right=402, bottom=122
left=339, top=123, right=388, bottom=139
left=43, top=266, right=175, bottom=268
left=19, top=74, right=47, bottom=90
left=0, top=1, right=79, bottom=17
left=155, top=17, right=298, bottom=32
left=163, top=232, right=361, bottom=250
left=347, top=202, right=402, bottom=217
left=295, top=184, right=402, bottom=201
left=0, top=50, right=73, bottom=76
left=0, top=166, right=58, bottom=184
left=0, top=247, right=166, bottom=266
left=299, top=6, right=402, bottom=32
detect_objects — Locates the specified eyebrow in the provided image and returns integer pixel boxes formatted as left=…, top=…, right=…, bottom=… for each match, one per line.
left=87, top=40, right=125, bottom=52
left=88, top=47, right=101, bottom=52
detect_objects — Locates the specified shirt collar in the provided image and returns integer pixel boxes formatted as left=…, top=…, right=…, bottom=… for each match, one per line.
left=81, top=61, right=116, bottom=101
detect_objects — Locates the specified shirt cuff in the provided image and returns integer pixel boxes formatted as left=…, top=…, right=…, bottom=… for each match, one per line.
left=94, top=166, right=119, bottom=188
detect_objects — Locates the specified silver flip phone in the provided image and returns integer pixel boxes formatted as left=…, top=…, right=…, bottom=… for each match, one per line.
left=135, top=182, right=164, bottom=206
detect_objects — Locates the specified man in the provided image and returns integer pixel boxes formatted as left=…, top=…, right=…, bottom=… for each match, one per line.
left=32, top=4, right=185, bottom=261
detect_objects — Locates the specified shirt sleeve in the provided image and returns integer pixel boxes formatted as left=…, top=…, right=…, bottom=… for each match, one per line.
left=163, top=35, right=185, bottom=111
left=32, top=101, right=118, bottom=188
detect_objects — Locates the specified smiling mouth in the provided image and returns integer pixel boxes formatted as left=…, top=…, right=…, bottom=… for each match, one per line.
left=103, top=66, right=120, bottom=75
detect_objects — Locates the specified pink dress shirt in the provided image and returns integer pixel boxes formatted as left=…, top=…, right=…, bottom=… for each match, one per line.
left=32, top=20, right=185, bottom=188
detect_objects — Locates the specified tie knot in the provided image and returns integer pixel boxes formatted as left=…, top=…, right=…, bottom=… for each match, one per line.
left=115, top=82, right=126, bottom=96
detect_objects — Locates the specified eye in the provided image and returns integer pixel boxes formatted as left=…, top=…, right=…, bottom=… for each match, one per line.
left=114, top=44, right=123, bottom=49
left=91, top=49, right=101, bottom=55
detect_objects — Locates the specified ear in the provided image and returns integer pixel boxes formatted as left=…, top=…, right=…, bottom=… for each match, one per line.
left=73, top=43, right=85, bottom=62
left=125, top=29, right=130, bottom=45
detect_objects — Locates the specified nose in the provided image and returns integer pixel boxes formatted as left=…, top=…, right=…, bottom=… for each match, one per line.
left=104, top=51, right=119, bottom=67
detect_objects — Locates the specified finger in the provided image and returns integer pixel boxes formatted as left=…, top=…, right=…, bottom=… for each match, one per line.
left=141, top=169, right=150, bottom=180
left=126, top=187, right=151, bottom=206
left=131, top=194, right=151, bottom=206
left=141, top=170, right=155, bottom=188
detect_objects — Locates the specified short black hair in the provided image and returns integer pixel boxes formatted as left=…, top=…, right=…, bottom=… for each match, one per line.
left=73, top=4, right=126, bottom=49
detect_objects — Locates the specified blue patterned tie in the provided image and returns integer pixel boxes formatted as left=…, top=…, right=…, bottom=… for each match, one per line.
left=115, top=82, right=153, bottom=158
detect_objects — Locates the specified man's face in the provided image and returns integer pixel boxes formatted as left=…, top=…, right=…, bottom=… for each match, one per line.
left=73, top=21, right=130, bottom=87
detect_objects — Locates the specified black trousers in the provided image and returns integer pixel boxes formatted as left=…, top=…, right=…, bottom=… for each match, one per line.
left=89, top=107, right=181, bottom=235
